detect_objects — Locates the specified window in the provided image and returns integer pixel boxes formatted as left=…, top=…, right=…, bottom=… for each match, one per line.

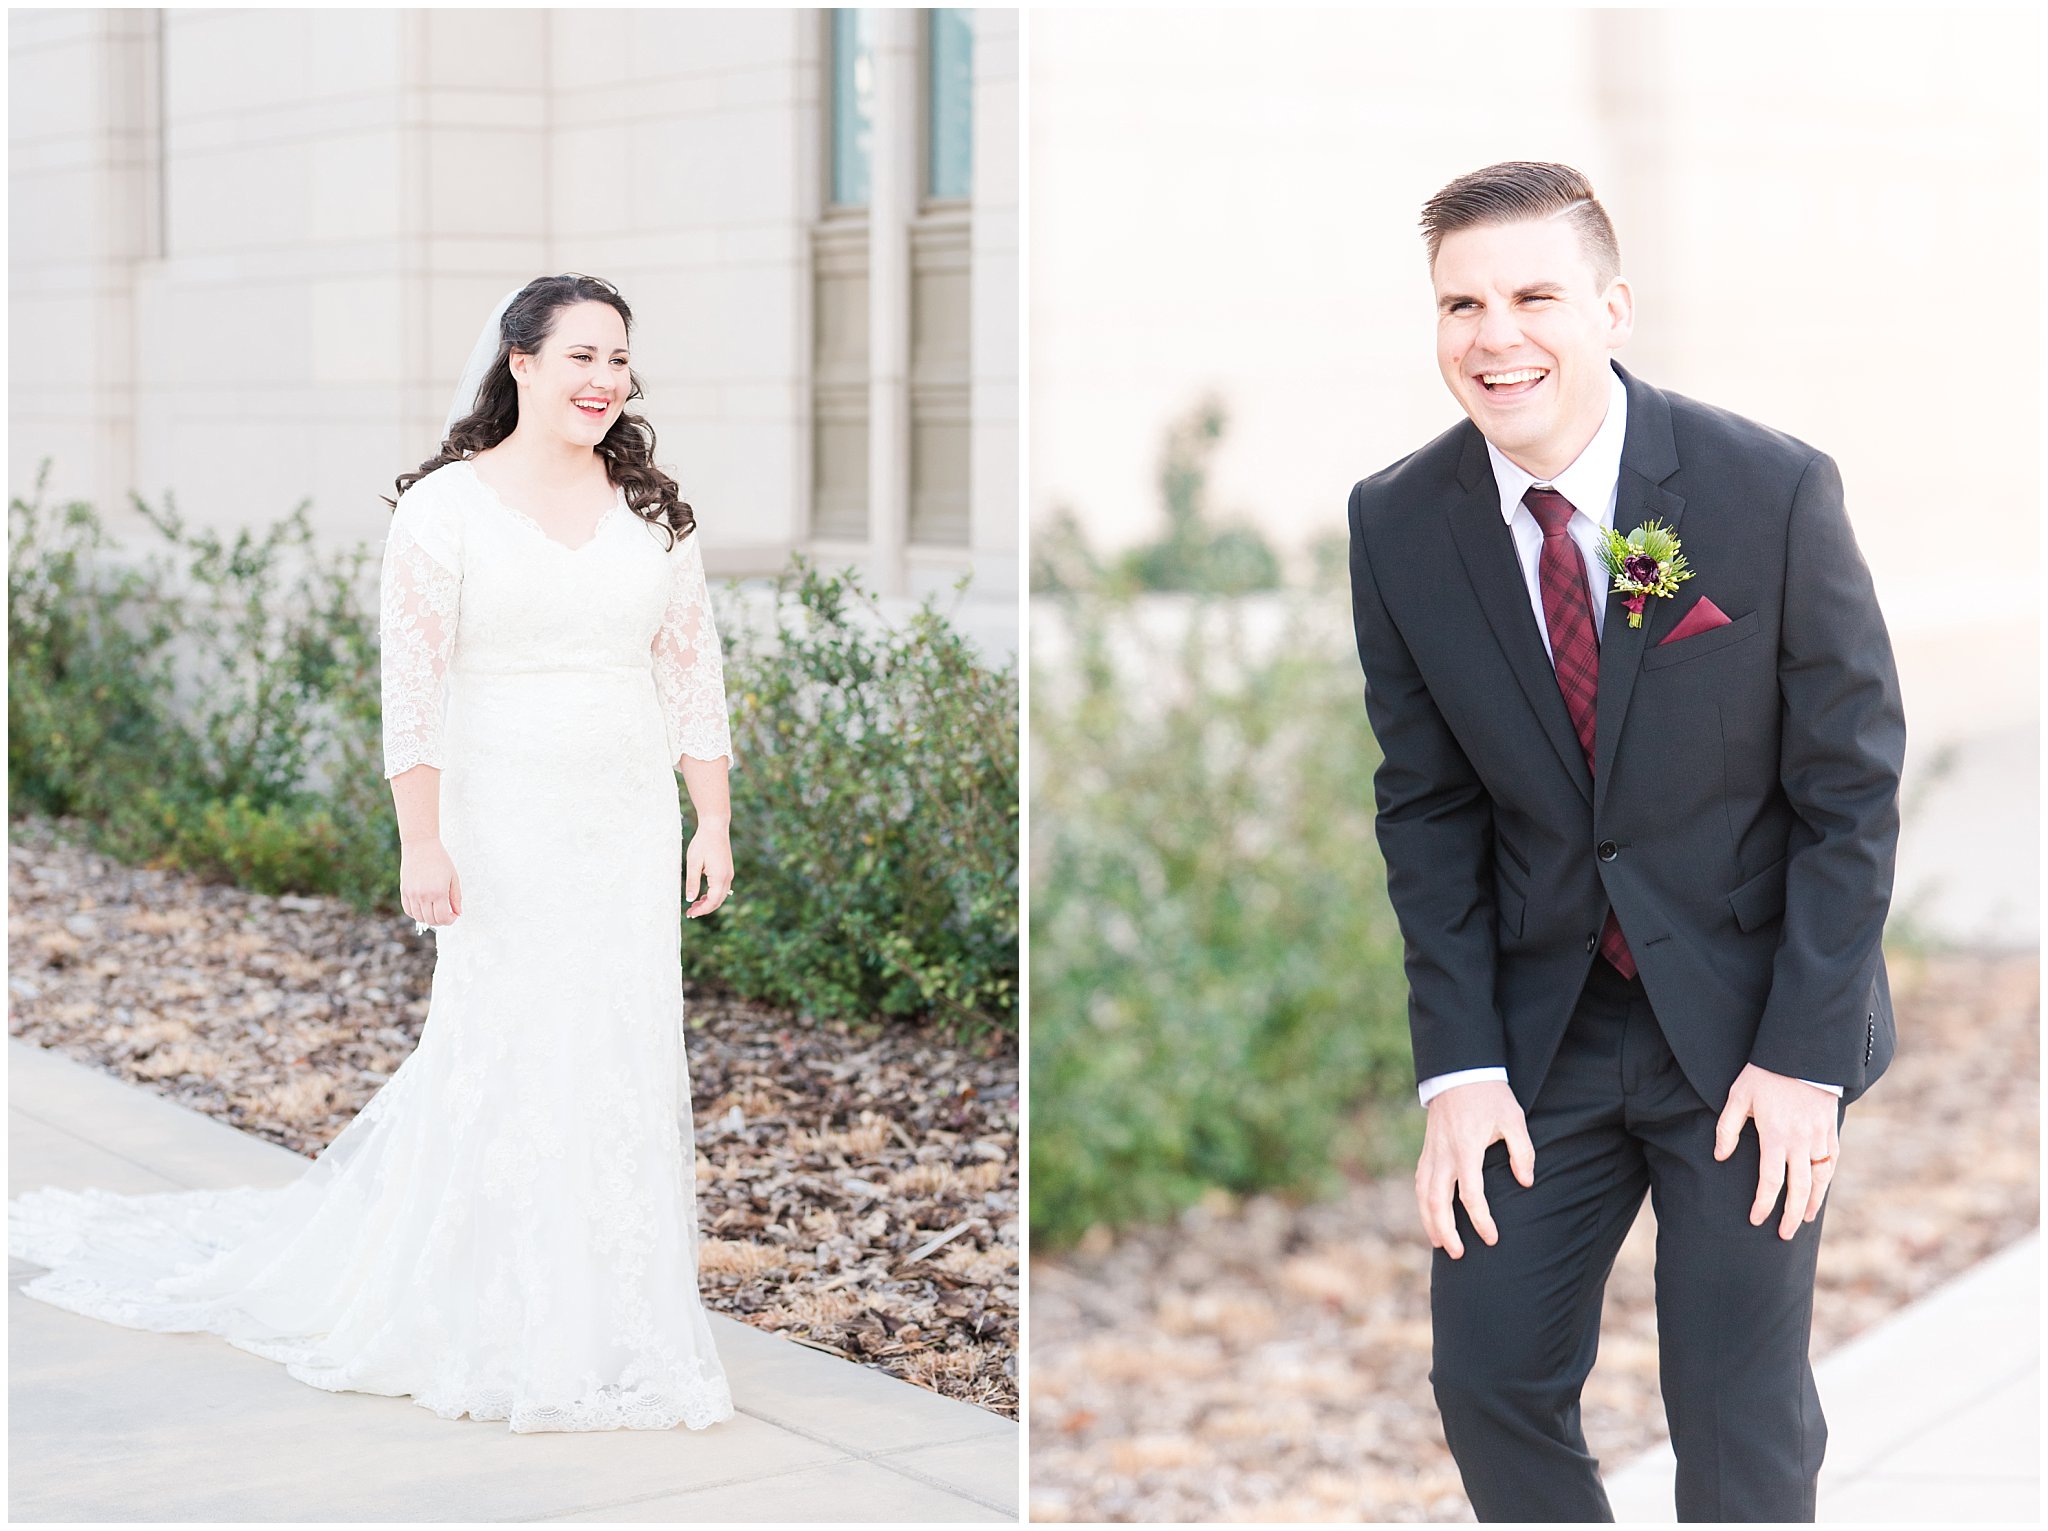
left=829, top=8, right=874, bottom=208
left=926, top=9, right=972, bottom=201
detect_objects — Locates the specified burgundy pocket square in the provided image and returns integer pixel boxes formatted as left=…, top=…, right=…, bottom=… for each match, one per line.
left=1659, top=596, right=1732, bottom=646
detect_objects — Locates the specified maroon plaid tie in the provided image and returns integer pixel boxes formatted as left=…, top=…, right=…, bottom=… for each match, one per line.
left=1523, top=485, right=1636, bottom=980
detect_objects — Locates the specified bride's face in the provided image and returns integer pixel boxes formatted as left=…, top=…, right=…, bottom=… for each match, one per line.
left=510, top=300, right=632, bottom=446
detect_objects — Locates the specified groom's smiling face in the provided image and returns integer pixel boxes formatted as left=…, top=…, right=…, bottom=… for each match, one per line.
left=1432, top=214, right=1633, bottom=481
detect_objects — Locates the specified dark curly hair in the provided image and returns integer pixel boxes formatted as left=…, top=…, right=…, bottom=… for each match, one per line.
left=384, top=273, right=695, bottom=547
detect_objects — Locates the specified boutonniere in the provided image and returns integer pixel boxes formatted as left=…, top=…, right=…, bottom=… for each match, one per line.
left=1597, top=520, right=1694, bottom=628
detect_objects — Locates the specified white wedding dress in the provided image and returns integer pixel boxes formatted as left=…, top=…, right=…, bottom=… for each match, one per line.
left=8, top=458, right=737, bottom=1433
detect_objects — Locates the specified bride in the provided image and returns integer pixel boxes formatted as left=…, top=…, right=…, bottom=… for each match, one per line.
left=9, top=273, right=739, bottom=1434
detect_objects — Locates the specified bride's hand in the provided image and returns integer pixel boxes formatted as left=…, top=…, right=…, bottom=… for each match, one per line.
left=685, top=820, right=733, bottom=919
left=400, top=837, right=462, bottom=927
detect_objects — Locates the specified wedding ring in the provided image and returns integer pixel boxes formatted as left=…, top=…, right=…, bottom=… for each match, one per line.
left=1810, top=1154, right=1834, bottom=1164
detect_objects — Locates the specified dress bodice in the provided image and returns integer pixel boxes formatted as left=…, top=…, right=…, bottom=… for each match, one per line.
left=378, top=458, right=733, bottom=776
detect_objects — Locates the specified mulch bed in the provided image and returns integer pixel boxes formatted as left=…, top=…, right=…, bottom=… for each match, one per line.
left=6, top=816, right=1018, bottom=1418
left=1028, top=948, right=2039, bottom=1522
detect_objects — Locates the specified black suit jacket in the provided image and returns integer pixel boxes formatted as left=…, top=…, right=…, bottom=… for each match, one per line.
left=1347, top=362, right=1905, bottom=1111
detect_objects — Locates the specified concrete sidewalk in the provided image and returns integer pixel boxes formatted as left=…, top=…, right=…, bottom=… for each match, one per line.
left=7, top=1040, right=1018, bottom=1523
left=1606, top=1229, right=2040, bottom=1522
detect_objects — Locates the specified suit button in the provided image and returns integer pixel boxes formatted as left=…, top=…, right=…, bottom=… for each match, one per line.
left=1597, top=840, right=1619, bottom=861
left=1586, top=933, right=1598, bottom=954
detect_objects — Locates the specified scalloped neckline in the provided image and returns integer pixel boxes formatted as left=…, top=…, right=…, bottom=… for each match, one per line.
left=463, top=458, right=623, bottom=553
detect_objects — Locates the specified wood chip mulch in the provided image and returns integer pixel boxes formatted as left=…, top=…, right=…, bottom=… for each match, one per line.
left=1028, top=947, right=2039, bottom=1522
left=5, top=816, right=1017, bottom=1419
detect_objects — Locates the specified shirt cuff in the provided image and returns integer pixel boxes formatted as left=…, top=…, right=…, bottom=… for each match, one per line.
left=1799, top=1078, right=1844, bottom=1097
left=1418, top=1066, right=1509, bottom=1108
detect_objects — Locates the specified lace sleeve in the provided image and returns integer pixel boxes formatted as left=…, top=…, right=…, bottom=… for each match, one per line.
left=379, top=482, right=462, bottom=778
left=651, top=528, right=733, bottom=769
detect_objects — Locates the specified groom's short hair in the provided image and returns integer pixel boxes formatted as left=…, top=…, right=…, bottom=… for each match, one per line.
left=1421, top=162, right=1622, bottom=289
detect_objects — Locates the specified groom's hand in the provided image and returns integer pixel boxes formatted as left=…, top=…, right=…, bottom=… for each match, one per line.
left=1416, top=1080, right=1535, bottom=1259
left=1714, top=1062, right=1842, bottom=1239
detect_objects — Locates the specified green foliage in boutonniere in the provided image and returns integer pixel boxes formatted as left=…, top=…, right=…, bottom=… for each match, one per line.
left=1598, top=520, right=1694, bottom=628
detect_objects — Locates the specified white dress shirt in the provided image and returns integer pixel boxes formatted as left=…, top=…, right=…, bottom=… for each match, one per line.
left=1416, top=370, right=1839, bottom=1108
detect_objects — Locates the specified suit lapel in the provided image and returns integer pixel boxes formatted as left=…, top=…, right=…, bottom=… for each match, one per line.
left=1446, top=428, right=1595, bottom=805
left=1592, top=365, right=1686, bottom=811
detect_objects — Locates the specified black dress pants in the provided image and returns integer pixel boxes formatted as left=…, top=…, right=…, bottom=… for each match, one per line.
left=1429, top=959, right=1834, bottom=1522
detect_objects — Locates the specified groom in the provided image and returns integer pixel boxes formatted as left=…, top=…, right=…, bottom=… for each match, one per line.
left=1346, top=162, right=1904, bottom=1522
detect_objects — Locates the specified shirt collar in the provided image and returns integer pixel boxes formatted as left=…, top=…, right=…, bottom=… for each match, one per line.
left=1486, top=366, right=1630, bottom=532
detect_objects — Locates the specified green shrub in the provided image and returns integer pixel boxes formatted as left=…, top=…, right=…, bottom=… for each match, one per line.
left=1028, top=572, right=1414, bottom=1247
left=8, top=469, right=397, bottom=907
left=689, top=560, right=1019, bottom=1036
left=8, top=482, right=188, bottom=819
left=9, top=468, right=1017, bottom=1031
